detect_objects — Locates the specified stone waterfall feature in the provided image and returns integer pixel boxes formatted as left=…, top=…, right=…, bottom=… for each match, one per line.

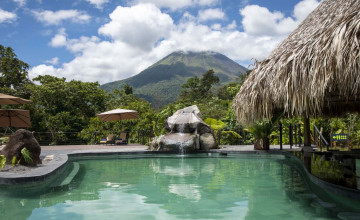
left=150, top=105, right=217, bottom=151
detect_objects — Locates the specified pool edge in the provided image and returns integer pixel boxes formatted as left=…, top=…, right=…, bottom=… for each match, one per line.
left=0, top=149, right=359, bottom=202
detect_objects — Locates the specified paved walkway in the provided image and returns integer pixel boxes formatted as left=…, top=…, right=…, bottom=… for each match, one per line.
left=41, top=144, right=149, bottom=155
left=39, top=144, right=301, bottom=156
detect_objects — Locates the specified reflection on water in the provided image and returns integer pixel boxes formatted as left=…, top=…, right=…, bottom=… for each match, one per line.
left=169, top=184, right=201, bottom=201
left=0, top=155, right=359, bottom=219
left=292, top=151, right=359, bottom=189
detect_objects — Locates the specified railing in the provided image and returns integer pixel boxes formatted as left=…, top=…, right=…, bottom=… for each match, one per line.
left=32, top=130, right=154, bottom=146
left=312, top=125, right=329, bottom=151
left=136, top=129, right=154, bottom=145
left=278, top=123, right=303, bottom=150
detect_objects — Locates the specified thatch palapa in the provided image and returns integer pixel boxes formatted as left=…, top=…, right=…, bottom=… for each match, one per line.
left=233, top=0, right=360, bottom=124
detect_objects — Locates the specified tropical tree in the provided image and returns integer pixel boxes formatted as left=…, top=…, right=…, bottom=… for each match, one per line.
left=179, top=69, right=219, bottom=102
left=0, top=44, right=32, bottom=97
left=27, top=75, right=107, bottom=143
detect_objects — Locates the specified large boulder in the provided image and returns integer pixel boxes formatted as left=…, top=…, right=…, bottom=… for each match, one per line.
left=152, top=105, right=218, bottom=151
left=159, top=133, right=199, bottom=151
left=164, top=105, right=212, bottom=135
left=0, top=129, right=42, bottom=166
left=199, top=133, right=217, bottom=150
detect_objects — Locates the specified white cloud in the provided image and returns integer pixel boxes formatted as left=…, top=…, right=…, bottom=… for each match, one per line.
left=240, top=0, right=249, bottom=6
left=30, top=40, right=152, bottom=83
left=240, top=0, right=321, bottom=36
left=211, top=23, right=221, bottom=30
left=49, top=28, right=67, bottom=47
left=98, top=4, right=173, bottom=51
left=85, top=0, right=110, bottom=9
left=30, top=0, right=319, bottom=84
left=29, top=64, right=63, bottom=80
left=66, top=36, right=101, bottom=53
left=0, top=9, right=17, bottom=23
left=32, top=9, right=91, bottom=26
left=44, top=57, right=59, bottom=65
left=198, top=8, right=224, bottom=22
left=13, top=0, right=26, bottom=7
left=226, top=20, right=237, bottom=29
left=240, top=5, right=295, bottom=36
left=293, top=0, right=321, bottom=21
left=129, top=0, right=218, bottom=10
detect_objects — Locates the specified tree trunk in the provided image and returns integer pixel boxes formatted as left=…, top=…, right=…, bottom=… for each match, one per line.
left=303, top=116, right=311, bottom=147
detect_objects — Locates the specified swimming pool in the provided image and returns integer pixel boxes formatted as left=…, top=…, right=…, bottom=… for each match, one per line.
left=0, top=154, right=359, bottom=219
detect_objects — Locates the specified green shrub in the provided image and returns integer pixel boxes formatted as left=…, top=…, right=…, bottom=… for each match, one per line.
left=0, top=155, right=6, bottom=170
left=221, top=131, right=242, bottom=145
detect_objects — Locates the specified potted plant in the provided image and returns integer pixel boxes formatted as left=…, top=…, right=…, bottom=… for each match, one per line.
left=245, top=114, right=281, bottom=150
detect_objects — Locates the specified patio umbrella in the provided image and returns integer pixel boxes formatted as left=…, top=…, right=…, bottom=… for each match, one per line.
left=0, top=109, right=31, bottom=128
left=0, top=93, right=31, bottom=105
left=97, top=109, right=139, bottom=122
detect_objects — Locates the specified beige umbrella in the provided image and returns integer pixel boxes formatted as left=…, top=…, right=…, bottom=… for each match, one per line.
left=0, top=109, right=31, bottom=128
left=97, top=109, right=139, bottom=122
left=0, top=93, right=31, bottom=105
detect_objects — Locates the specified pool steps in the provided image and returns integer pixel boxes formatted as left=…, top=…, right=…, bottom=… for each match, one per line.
left=52, top=162, right=79, bottom=187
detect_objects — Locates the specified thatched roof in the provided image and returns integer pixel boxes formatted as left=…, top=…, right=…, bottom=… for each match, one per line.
left=233, top=0, right=360, bottom=124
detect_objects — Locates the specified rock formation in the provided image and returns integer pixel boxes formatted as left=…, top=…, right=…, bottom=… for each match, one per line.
left=0, top=129, right=42, bottom=166
left=150, top=105, right=217, bottom=151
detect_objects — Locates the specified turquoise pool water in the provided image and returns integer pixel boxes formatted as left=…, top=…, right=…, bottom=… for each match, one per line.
left=0, top=154, right=359, bottom=219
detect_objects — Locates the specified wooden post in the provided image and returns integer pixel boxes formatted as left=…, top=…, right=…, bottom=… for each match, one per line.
left=294, top=125, right=298, bottom=146
left=320, top=127, right=323, bottom=152
left=313, top=125, right=316, bottom=147
left=279, top=123, right=283, bottom=150
left=303, top=116, right=311, bottom=147
left=289, top=125, right=293, bottom=149
left=298, top=124, right=302, bottom=147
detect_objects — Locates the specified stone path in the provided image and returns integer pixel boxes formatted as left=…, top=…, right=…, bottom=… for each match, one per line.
left=39, top=144, right=301, bottom=156
left=41, top=144, right=149, bottom=156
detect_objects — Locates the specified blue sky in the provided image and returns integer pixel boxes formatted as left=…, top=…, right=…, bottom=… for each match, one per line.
left=0, top=0, right=321, bottom=84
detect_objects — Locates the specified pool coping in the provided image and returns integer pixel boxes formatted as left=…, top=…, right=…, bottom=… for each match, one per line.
left=1, top=148, right=360, bottom=202
left=0, top=154, right=68, bottom=185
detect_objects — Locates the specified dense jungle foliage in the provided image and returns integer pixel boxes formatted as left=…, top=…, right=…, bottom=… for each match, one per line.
left=1, top=45, right=360, bottom=148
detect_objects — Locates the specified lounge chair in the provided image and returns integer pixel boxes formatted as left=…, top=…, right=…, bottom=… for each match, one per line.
left=115, top=133, right=128, bottom=145
left=100, top=134, right=115, bottom=145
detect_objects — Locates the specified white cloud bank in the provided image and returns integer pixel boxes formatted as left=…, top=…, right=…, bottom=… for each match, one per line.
left=32, top=9, right=91, bottom=26
left=30, top=0, right=321, bottom=84
left=0, top=8, right=17, bottom=23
